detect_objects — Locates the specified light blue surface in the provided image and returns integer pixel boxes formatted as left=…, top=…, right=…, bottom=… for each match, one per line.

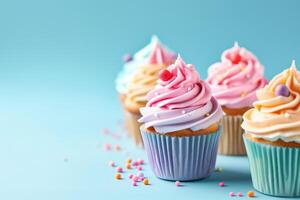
left=1, top=0, right=300, bottom=199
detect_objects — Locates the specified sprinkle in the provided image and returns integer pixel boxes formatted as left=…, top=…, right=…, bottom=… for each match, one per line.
left=240, top=64, right=246, bottom=71
left=241, top=92, right=247, bottom=97
left=133, top=176, right=139, bottom=182
left=137, top=166, right=142, bottom=171
left=137, top=171, right=144, bottom=177
left=133, top=161, right=139, bottom=166
left=127, top=158, right=132, bottom=163
left=175, top=181, right=181, bottom=187
left=109, top=161, right=115, bottom=167
left=115, top=145, right=121, bottom=151
left=229, top=192, right=235, bottom=197
left=275, top=84, right=290, bottom=97
left=116, top=167, right=123, bottom=173
left=126, top=163, right=131, bottom=169
left=284, top=113, right=291, bottom=118
left=205, top=113, right=210, bottom=117
left=128, top=174, right=133, bottom=179
left=181, top=110, right=186, bottom=114
left=140, top=177, right=145, bottom=181
left=237, top=192, right=243, bottom=197
left=218, top=182, right=225, bottom=187
left=247, top=191, right=255, bottom=197
left=123, top=54, right=132, bottom=62
left=137, top=159, right=144, bottom=165
left=103, top=143, right=111, bottom=151
left=132, top=181, right=137, bottom=186
left=143, top=179, right=149, bottom=185
left=159, top=69, right=173, bottom=81
left=115, top=173, right=122, bottom=180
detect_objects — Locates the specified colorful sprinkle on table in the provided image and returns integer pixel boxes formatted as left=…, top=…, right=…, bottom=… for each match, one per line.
left=175, top=181, right=181, bottom=187
left=247, top=191, right=255, bottom=198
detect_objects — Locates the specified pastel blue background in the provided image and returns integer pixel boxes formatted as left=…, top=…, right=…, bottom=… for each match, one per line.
left=1, top=0, right=300, bottom=199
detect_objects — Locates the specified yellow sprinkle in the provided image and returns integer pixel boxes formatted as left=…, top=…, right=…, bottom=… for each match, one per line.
left=127, top=159, right=132, bottom=163
left=115, top=173, right=122, bottom=180
left=143, top=179, right=149, bottom=185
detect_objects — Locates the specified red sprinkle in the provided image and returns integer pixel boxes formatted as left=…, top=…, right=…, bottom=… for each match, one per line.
left=159, top=69, right=173, bottom=81
left=230, top=53, right=241, bottom=64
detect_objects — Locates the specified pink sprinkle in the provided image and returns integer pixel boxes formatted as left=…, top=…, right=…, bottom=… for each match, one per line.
left=137, top=172, right=144, bottom=177
left=137, top=159, right=144, bottom=165
left=103, top=143, right=111, bottom=151
left=116, top=167, right=123, bottom=173
left=102, top=128, right=110, bottom=135
left=137, top=166, right=142, bottom=171
left=219, top=182, right=225, bottom=187
left=133, top=161, right=139, bottom=166
left=229, top=192, right=235, bottom=197
left=109, top=161, right=115, bottom=167
left=140, top=177, right=145, bottom=181
left=133, top=176, right=139, bottom=182
left=237, top=192, right=243, bottom=197
left=128, top=174, right=133, bottom=179
left=175, top=181, right=181, bottom=187
left=132, top=181, right=137, bottom=186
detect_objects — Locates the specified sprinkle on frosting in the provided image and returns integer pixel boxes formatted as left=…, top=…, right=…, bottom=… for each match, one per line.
left=242, top=60, right=300, bottom=143
left=138, top=56, right=223, bottom=134
left=207, top=42, right=268, bottom=109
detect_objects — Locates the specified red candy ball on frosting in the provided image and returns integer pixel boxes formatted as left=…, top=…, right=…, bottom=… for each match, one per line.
left=159, top=69, right=173, bottom=81
left=230, top=53, right=241, bottom=64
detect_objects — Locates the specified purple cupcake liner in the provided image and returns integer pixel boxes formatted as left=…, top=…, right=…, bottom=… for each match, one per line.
left=140, top=127, right=221, bottom=181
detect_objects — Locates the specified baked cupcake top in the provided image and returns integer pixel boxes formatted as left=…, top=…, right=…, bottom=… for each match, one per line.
left=242, top=61, right=300, bottom=143
left=207, top=42, right=267, bottom=109
left=138, top=56, right=223, bottom=134
left=115, top=36, right=175, bottom=95
left=124, top=41, right=176, bottom=113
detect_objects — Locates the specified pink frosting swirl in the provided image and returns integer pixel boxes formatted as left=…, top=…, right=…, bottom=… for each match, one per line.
left=138, top=56, right=223, bottom=134
left=206, top=42, right=267, bottom=109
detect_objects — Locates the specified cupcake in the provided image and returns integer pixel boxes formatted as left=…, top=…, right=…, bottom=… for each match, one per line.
left=207, top=42, right=267, bottom=155
left=242, top=61, right=300, bottom=197
left=115, top=36, right=175, bottom=135
left=138, top=56, right=223, bottom=181
left=124, top=39, right=175, bottom=146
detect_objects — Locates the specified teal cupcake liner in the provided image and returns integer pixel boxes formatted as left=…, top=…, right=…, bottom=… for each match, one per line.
left=243, top=135, right=300, bottom=197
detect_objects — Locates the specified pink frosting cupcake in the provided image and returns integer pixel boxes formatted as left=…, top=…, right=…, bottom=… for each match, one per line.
left=139, top=56, right=223, bottom=181
left=207, top=42, right=267, bottom=155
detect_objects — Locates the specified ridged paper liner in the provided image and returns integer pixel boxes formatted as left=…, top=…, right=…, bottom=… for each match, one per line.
left=124, top=110, right=143, bottom=147
left=141, top=127, right=221, bottom=181
left=218, top=115, right=246, bottom=155
left=244, top=135, right=300, bottom=197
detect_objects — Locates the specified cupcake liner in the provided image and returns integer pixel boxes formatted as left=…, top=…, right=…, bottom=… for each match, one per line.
left=218, top=115, right=246, bottom=155
left=141, top=127, right=221, bottom=181
left=125, top=110, right=143, bottom=147
left=244, top=135, right=300, bottom=197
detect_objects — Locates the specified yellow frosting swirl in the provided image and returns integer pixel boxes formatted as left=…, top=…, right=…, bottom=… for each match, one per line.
left=125, top=64, right=167, bottom=113
left=242, top=61, right=300, bottom=143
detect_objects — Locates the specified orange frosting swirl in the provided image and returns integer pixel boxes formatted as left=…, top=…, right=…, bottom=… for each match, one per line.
left=242, top=61, right=300, bottom=143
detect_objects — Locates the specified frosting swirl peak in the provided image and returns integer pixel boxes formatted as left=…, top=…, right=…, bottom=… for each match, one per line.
left=139, top=56, right=223, bottom=134
left=242, top=61, right=300, bottom=143
left=207, top=42, right=267, bottom=109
